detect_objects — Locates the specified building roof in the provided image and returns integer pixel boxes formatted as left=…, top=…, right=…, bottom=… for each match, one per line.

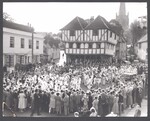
left=60, top=16, right=88, bottom=30
left=85, top=15, right=121, bottom=36
left=3, top=19, right=33, bottom=32
left=61, top=15, right=121, bottom=36
left=138, top=34, right=147, bottom=43
left=85, top=15, right=110, bottom=30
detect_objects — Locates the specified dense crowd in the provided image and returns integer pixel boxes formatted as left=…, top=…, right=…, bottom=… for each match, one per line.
left=3, top=61, right=148, bottom=117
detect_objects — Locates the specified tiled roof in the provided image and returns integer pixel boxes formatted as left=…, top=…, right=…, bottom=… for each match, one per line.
left=84, top=15, right=121, bottom=36
left=60, top=16, right=88, bottom=30
left=61, top=15, right=122, bottom=36
left=85, top=15, right=110, bottom=30
left=3, top=19, right=33, bottom=32
left=138, top=34, right=147, bottom=43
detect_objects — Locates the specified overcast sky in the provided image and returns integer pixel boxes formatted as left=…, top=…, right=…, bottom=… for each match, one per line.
left=3, top=2, right=147, bottom=34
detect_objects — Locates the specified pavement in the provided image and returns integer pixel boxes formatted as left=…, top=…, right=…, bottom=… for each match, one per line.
left=3, top=99, right=147, bottom=117
left=120, top=99, right=147, bottom=117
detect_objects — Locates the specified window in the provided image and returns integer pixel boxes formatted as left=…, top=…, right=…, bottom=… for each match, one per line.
left=97, top=43, right=101, bottom=48
left=93, top=30, right=98, bottom=36
left=89, top=43, right=92, bottom=49
left=110, top=32, right=112, bottom=37
left=10, top=37, right=14, bottom=48
left=25, top=56, right=27, bottom=64
left=16, top=55, right=24, bottom=64
left=101, top=43, right=104, bottom=48
left=34, top=55, right=39, bottom=63
left=70, top=30, right=75, bottom=36
left=111, top=45, right=113, bottom=50
left=36, top=41, right=39, bottom=49
left=108, top=44, right=110, bottom=49
left=29, top=39, right=32, bottom=49
left=21, top=38, right=25, bottom=48
left=77, top=43, right=80, bottom=48
left=28, top=56, right=30, bottom=63
left=139, top=43, right=141, bottom=49
left=5, top=55, right=14, bottom=67
left=20, top=55, right=24, bottom=64
left=69, top=43, right=73, bottom=48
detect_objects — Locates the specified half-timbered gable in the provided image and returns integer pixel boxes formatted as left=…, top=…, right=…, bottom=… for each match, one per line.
left=60, top=15, right=126, bottom=64
left=84, top=15, right=118, bottom=56
left=61, top=16, right=88, bottom=42
left=84, top=16, right=109, bottom=42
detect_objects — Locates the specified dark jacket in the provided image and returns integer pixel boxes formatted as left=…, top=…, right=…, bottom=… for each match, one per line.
left=34, top=93, right=40, bottom=105
left=118, top=94, right=123, bottom=103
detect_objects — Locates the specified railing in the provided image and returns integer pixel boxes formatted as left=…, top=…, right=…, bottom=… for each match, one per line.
left=2, top=102, right=17, bottom=117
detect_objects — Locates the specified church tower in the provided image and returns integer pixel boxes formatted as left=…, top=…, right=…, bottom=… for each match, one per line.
left=116, top=2, right=129, bottom=31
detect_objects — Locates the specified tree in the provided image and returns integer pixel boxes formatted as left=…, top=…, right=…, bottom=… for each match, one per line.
left=109, top=19, right=124, bottom=35
left=59, top=41, right=65, bottom=49
left=130, top=20, right=146, bottom=57
left=130, top=20, right=146, bottom=45
left=123, top=30, right=132, bottom=44
left=44, top=33, right=60, bottom=48
left=3, top=12, right=15, bottom=22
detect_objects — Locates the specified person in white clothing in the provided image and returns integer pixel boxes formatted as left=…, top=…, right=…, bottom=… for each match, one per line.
left=18, top=90, right=27, bottom=112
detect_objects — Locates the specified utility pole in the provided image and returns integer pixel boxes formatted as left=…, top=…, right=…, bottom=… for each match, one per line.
left=31, top=26, right=34, bottom=64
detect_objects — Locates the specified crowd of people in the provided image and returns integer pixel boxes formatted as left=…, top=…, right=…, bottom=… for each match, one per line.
left=2, top=61, right=148, bottom=117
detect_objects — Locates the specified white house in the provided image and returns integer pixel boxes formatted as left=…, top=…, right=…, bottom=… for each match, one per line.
left=3, top=19, right=44, bottom=70
left=137, top=34, right=147, bottom=61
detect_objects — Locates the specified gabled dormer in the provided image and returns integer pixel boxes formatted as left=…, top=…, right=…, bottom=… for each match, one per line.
left=84, top=15, right=119, bottom=44
left=60, top=16, right=88, bottom=42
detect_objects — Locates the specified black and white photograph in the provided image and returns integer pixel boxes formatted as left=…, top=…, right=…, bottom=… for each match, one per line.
left=2, top=2, right=148, bottom=117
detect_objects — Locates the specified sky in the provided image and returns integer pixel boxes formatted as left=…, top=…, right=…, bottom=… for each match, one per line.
left=3, top=2, right=147, bottom=34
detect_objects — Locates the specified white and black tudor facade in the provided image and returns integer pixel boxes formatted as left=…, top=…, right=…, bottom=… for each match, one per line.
left=60, top=15, right=126, bottom=64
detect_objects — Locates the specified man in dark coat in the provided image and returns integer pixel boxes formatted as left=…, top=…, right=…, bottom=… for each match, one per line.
left=98, top=94, right=103, bottom=116
left=72, top=91, right=77, bottom=112
left=39, top=90, right=43, bottom=113
left=132, top=84, right=137, bottom=106
left=42, top=91, right=48, bottom=112
left=88, top=92, right=93, bottom=110
left=30, top=89, right=41, bottom=116
left=76, top=91, right=81, bottom=112
left=108, top=91, right=114, bottom=114
left=136, top=86, right=142, bottom=107
left=101, top=90, right=108, bottom=117
left=13, top=90, right=18, bottom=111
left=118, top=91, right=124, bottom=116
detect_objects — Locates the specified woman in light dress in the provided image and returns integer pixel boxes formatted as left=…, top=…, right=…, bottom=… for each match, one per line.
left=112, top=94, right=119, bottom=115
left=82, top=94, right=89, bottom=111
left=18, top=90, right=27, bottom=112
left=92, top=97, right=99, bottom=113
left=49, top=92, right=55, bottom=114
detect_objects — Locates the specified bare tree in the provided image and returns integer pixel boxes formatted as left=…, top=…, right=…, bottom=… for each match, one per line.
left=3, top=12, right=15, bottom=22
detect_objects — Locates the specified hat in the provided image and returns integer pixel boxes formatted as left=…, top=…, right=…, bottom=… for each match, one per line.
left=74, top=112, right=79, bottom=117
left=90, top=107, right=96, bottom=112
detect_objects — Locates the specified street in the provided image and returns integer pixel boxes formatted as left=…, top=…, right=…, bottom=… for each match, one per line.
left=3, top=99, right=147, bottom=117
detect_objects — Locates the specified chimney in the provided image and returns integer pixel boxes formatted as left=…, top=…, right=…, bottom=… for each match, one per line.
left=90, top=16, right=94, bottom=22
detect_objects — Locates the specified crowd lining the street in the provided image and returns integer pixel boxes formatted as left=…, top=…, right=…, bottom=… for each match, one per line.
left=3, top=61, right=148, bottom=117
